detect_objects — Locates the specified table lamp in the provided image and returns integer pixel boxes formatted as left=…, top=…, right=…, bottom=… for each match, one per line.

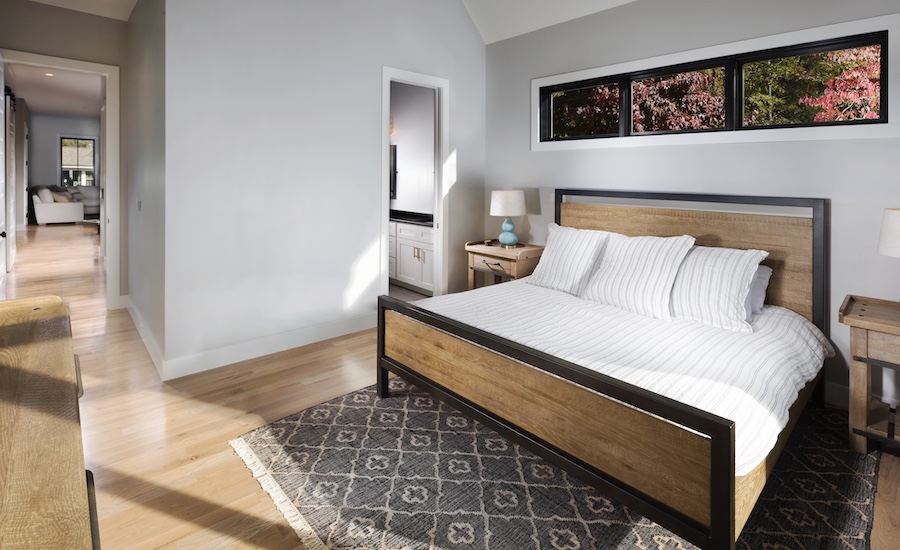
left=878, top=208, right=900, bottom=258
left=490, top=190, right=526, bottom=248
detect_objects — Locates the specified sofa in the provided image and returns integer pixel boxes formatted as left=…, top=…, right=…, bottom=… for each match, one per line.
left=30, top=185, right=100, bottom=225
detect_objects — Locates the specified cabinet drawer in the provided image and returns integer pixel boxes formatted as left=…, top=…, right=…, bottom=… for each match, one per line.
left=388, top=236, right=397, bottom=258
left=388, top=257, right=396, bottom=279
left=397, top=223, right=434, bottom=244
left=869, top=331, right=900, bottom=365
left=471, top=254, right=513, bottom=276
left=388, top=222, right=397, bottom=237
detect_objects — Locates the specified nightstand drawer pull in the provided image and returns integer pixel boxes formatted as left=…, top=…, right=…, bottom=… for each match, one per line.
left=482, top=260, right=502, bottom=268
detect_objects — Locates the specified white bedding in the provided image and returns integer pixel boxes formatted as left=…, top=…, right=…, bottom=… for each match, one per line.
left=413, top=279, right=834, bottom=476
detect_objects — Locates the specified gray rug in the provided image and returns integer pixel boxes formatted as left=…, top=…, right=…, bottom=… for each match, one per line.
left=231, top=378, right=881, bottom=549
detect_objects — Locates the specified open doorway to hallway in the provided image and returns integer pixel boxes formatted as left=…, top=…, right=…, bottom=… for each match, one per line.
left=1, top=49, right=123, bottom=309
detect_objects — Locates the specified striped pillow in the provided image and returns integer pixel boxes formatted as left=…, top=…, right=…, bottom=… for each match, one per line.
left=581, top=233, right=695, bottom=320
left=527, top=223, right=611, bottom=295
left=671, top=246, right=769, bottom=332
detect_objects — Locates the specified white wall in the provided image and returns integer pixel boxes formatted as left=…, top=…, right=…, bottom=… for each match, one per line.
left=485, top=0, right=900, bottom=407
left=152, top=0, right=485, bottom=378
left=28, top=113, right=100, bottom=188
left=390, top=82, right=435, bottom=215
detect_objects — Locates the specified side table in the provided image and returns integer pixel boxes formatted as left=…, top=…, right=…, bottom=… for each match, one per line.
left=465, top=240, right=544, bottom=290
left=838, top=294, right=900, bottom=453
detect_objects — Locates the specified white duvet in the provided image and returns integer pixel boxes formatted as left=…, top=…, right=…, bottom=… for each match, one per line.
left=412, top=279, right=834, bottom=476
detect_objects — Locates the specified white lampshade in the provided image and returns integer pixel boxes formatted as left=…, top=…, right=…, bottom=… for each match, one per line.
left=878, top=208, right=900, bottom=259
left=490, top=190, right=526, bottom=217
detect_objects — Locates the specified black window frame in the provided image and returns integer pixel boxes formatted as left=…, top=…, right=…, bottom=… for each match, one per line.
left=538, top=30, right=887, bottom=142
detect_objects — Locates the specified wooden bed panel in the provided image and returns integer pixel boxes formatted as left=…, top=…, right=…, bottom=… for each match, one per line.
left=384, top=309, right=714, bottom=526
left=733, top=376, right=817, bottom=534
left=560, top=202, right=815, bottom=321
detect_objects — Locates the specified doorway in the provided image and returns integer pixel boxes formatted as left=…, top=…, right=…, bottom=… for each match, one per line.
left=382, top=67, right=449, bottom=298
left=1, top=49, right=123, bottom=309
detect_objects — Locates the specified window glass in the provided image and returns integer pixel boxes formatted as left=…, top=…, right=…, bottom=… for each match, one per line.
left=550, top=82, right=619, bottom=139
left=743, top=44, right=881, bottom=127
left=60, top=138, right=95, bottom=186
left=632, top=67, right=726, bottom=133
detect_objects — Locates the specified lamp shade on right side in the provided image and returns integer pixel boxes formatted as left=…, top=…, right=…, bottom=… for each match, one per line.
left=878, top=208, right=900, bottom=258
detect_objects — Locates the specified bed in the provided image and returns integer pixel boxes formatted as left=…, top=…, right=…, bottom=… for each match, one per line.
left=376, top=189, right=829, bottom=549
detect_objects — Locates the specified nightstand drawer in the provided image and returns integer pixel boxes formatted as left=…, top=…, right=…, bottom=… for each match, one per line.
left=869, top=331, right=900, bottom=364
left=471, top=254, right=513, bottom=275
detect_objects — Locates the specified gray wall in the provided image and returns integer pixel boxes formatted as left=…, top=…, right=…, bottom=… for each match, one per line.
left=151, top=0, right=485, bottom=377
left=485, top=0, right=900, bottom=406
left=126, top=0, right=166, bottom=355
left=27, top=114, right=100, bottom=189
left=0, top=0, right=127, bottom=66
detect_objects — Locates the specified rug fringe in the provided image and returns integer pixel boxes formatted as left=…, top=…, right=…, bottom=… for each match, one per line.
left=229, top=437, right=327, bottom=550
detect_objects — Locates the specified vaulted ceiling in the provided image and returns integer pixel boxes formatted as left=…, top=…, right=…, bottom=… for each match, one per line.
left=13, top=0, right=640, bottom=117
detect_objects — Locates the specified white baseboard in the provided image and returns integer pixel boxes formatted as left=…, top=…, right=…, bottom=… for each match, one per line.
left=126, top=298, right=377, bottom=381
left=158, top=313, right=377, bottom=381
left=126, top=296, right=165, bottom=378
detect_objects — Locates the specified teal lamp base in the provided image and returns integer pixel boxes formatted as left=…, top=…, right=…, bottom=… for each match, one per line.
left=498, top=216, right=518, bottom=248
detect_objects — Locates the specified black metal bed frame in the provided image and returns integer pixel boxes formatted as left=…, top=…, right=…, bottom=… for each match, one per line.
left=377, top=189, right=828, bottom=549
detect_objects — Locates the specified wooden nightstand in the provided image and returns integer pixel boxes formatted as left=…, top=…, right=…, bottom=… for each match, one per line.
left=465, top=240, right=544, bottom=290
left=839, top=294, right=900, bottom=453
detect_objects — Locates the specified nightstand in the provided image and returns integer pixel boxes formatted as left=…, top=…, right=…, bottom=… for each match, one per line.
left=465, top=240, right=544, bottom=290
left=838, top=294, right=900, bottom=453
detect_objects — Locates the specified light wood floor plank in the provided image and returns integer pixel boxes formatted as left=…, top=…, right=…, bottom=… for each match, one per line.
left=6, top=223, right=898, bottom=549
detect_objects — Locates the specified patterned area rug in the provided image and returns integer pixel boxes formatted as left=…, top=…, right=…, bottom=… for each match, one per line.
left=230, top=378, right=881, bottom=549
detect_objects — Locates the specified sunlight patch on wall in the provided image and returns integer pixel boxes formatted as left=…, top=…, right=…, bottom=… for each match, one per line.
left=343, top=237, right=381, bottom=310
left=442, top=149, right=457, bottom=199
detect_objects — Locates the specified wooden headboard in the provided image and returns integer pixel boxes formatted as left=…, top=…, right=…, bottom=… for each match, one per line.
left=556, top=189, right=828, bottom=331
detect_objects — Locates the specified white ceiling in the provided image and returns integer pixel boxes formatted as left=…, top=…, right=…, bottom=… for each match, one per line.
left=5, top=63, right=104, bottom=117
left=29, top=0, right=639, bottom=41
left=28, top=0, right=137, bottom=21
left=461, top=0, right=640, bottom=44
left=14, top=0, right=639, bottom=117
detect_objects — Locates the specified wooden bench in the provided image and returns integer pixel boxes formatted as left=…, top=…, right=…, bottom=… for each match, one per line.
left=0, top=295, right=99, bottom=549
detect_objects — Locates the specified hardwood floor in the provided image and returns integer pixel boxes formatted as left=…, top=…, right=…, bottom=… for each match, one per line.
left=6, top=223, right=899, bottom=549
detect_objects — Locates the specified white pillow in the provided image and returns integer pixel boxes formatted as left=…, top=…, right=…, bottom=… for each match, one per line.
left=671, top=246, right=769, bottom=332
left=37, top=188, right=53, bottom=203
left=527, top=223, right=612, bottom=295
left=745, top=264, right=773, bottom=318
left=581, top=233, right=695, bottom=320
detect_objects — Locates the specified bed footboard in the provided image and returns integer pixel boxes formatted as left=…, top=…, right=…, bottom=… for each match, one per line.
left=377, top=295, right=737, bottom=550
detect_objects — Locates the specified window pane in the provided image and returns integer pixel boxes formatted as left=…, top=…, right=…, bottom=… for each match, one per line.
left=743, top=44, right=881, bottom=127
left=550, top=83, right=619, bottom=139
left=632, top=67, right=726, bottom=133
left=61, top=138, right=95, bottom=186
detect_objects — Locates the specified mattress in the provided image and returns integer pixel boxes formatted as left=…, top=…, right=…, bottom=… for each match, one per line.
left=413, top=279, right=834, bottom=476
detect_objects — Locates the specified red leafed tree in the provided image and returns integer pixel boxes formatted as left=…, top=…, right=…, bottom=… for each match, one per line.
left=799, top=45, right=881, bottom=121
left=632, top=68, right=725, bottom=133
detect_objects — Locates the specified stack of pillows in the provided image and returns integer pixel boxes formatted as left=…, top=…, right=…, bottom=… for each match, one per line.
left=527, top=223, right=773, bottom=333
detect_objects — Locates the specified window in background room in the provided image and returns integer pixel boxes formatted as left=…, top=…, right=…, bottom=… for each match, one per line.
left=60, top=138, right=94, bottom=187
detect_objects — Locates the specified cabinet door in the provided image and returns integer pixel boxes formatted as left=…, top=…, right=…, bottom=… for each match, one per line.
left=417, top=242, right=434, bottom=293
left=396, top=239, right=421, bottom=287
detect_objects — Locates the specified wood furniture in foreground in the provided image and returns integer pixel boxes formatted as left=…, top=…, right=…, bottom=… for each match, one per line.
left=465, top=240, right=544, bottom=289
left=839, top=294, right=900, bottom=453
left=379, top=189, right=827, bottom=550
left=0, top=295, right=99, bottom=549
